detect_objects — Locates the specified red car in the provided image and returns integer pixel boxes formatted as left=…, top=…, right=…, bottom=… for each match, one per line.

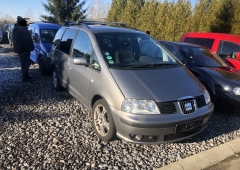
left=180, top=32, right=240, bottom=69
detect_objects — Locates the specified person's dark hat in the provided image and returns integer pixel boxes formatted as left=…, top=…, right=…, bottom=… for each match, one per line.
left=17, top=16, right=24, bottom=23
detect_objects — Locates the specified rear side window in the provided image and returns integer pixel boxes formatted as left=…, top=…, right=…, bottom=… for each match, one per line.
left=53, top=28, right=66, bottom=49
left=59, top=29, right=77, bottom=55
left=184, top=37, right=214, bottom=49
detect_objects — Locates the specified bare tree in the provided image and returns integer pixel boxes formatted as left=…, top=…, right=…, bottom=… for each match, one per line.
left=25, top=7, right=36, bottom=23
left=87, top=0, right=110, bottom=20
left=0, top=13, right=15, bottom=24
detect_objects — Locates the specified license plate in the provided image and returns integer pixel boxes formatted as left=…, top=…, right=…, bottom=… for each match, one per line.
left=176, top=119, right=203, bottom=133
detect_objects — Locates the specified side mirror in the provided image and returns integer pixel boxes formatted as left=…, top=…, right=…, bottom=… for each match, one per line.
left=73, top=57, right=88, bottom=66
left=235, top=52, right=240, bottom=60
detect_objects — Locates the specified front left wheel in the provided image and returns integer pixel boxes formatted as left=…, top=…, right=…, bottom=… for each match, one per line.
left=92, top=99, right=116, bottom=141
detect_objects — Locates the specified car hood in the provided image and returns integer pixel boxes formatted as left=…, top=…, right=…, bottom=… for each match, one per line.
left=109, top=66, right=205, bottom=102
left=195, top=66, right=240, bottom=86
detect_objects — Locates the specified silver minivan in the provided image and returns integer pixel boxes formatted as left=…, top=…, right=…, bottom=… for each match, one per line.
left=50, top=21, right=214, bottom=144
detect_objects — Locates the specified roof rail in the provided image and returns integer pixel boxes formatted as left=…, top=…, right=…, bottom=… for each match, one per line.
left=63, top=20, right=77, bottom=26
left=77, top=19, right=126, bottom=27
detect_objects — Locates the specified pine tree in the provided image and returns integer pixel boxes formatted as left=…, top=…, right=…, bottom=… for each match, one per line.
left=40, top=0, right=87, bottom=24
left=231, top=0, right=240, bottom=34
left=137, top=0, right=158, bottom=36
left=106, top=0, right=128, bottom=22
left=120, top=0, right=145, bottom=27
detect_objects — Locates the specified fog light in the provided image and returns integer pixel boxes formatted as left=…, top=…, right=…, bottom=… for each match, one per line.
left=129, top=134, right=136, bottom=139
left=203, top=117, right=209, bottom=125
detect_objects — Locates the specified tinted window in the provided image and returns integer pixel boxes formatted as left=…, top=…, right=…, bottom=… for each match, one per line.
left=184, top=37, right=214, bottom=49
left=219, top=41, right=240, bottom=58
left=162, top=43, right=184, bottom=61
left=59, top=29, right=77, bottom=55
left=72, top=31, right=93, bottom=62
left=53, top=28, right=66, bottom=48
left=95, top=33, right=178, bottom=68
left=34, top=28, right=40, bottom=43
left=182, top=47, right=227, bottom=67
left=40, top=29, right=59, bottom=43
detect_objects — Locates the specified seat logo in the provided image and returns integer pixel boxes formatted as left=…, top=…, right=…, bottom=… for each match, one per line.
left=185, top=103, right=192, bottom=111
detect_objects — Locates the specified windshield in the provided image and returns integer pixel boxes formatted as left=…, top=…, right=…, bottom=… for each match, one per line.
left=182, top=47, right=228, bottom=67
left=95, top=33, right=179, bottom=68
left=40, top=29, right=59, bottom=43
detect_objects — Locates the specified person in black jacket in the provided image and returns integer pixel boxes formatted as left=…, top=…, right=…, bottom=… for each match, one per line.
left=12, top=16, right=34, bottom=82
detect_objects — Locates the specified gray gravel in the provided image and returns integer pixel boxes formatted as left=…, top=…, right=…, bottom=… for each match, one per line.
left=0, top=45, right=240, bottom=170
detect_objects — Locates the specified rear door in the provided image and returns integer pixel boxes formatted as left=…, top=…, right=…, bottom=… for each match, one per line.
left=56, top=29, right=77, bottom=86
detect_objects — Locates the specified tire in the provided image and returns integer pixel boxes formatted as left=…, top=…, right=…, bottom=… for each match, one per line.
left=92, top=99, right=116, bottom=141
left=52, top=68, right=64, bottom=90
left=39, top=57, right=51, bottom=75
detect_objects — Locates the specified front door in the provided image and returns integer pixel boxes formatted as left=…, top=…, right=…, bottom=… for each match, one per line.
left=68, top=31, right=93, bottom=106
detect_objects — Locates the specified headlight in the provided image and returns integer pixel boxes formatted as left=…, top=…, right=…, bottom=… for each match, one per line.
left=121, top=99, right=160, bottom=114
left=233, top=87, right=240, bottom=95
left=204, top=89, right=211, bottom=104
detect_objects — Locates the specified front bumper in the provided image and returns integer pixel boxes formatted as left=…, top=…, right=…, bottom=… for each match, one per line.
left=110, top=102, right=214, bottom=144
left=215, top=93, right=240, bottom=113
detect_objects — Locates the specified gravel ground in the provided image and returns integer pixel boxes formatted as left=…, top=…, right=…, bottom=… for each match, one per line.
left=0, top=44, right=240, bottom=170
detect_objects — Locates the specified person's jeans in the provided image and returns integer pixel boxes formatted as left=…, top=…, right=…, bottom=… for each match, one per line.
left=18, top=52, right=31, bottom=80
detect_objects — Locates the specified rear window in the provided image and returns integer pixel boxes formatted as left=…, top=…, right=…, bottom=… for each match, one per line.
left=40, top=29, right=59, bottom=43
left=184, top=37, right=214, bottom=49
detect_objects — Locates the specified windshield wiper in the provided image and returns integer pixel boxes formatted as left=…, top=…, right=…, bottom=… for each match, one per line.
left=125, top=63, right=178, bottom=68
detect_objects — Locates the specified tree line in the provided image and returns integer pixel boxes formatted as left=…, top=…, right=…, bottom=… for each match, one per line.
left=1, top=0, right=239, bottom=41
left=106, top=0, right=240, bottom=41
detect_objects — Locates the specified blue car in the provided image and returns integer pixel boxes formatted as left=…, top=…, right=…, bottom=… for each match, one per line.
left=28, top=22, right=61, bottom=74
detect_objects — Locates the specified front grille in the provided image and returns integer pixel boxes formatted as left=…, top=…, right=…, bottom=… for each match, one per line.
left=195, top=95, right=206, bottom=108
left=156, top=102, right=177, bottom=114
left=179, top=99, right=195, bottom=114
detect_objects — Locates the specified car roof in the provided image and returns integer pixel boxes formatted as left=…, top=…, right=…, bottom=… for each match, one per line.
left=182, top=32, right=240, bottom=42
left=87, top=25, right=144, bottom=34
left=159, top=40, right=204, bottom=48
left=63, top=20, right=145, bottom=34
left=29, top=22, right=62, bottom=29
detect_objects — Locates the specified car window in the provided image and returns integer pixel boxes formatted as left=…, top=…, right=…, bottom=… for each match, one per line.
left=182, top=47, right=227, bottom=67
left=184, top=37, right=214, bottom=49
left=53, top=28, right=66, bottom=49
left=34, top=28, right=40, bottom=43
left=59, top=29, right=77, bottom=55
left=162, top=43, right=184, bottom=61
left=40, top=29, right=59, bottom=43
left=91, top=52, right=101, bottom=71
left=72, top=31, right=93, bottom=62
left=95, top=33, right=178, bottom=68
left=219, top=41, right=240, bottom=58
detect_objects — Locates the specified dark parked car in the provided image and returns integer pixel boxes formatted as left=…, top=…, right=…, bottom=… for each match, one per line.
left=28, top=22, right=61, bottom=74
left=49, top=20, right=214, bottom=144
left=159, top=40, right=240, bottom=113
left=180, top=32, right=240, bottom=69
